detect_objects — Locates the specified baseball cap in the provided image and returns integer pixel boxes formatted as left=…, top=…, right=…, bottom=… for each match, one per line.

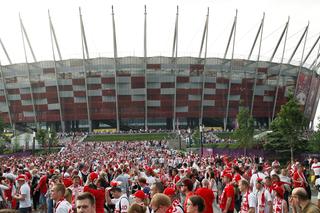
left=89, top=172, right=98, bottom=181
left=256, top=177, right=264, bottom=184
left=16, top=175, right=26, bottom=181
left=133, top=190, right=148, bottom=199
left=163, top=187, right=176, bottom=196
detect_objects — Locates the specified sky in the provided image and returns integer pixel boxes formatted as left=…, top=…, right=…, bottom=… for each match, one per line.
left=0, top=0, right=320, bottom=127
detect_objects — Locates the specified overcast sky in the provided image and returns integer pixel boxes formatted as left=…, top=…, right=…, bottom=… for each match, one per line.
left=0, top=0, right=320, bottom=127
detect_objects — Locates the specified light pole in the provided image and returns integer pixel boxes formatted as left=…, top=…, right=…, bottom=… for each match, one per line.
left=178, top=130, right=181, bottom=150
left=199, top=124, right=204, bottom=158
left=187, top=128, right=191, bottom=147
left=32, top=131, right=36, bottom=155
left=48, top=128, right=51, bottom=153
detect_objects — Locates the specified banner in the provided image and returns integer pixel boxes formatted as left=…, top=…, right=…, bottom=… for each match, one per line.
left=93, top=128, right=117, bottom=134
left=305, top=75, right=320, bottom=117
left=296, top=72, right=312, bottom=106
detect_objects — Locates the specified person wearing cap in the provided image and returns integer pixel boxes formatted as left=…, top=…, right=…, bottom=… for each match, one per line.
left=149, top=193, right=171, bottom=213
left=13, top=174, right=32, bottom=213
left=255, top=177, right=272, bottom=213
left=270, top=160, right=281, bottom=176
left=238, top=179, right=256, bottom=213
left=219, top=172, right=235, bottom=213
left=131, top=190, right=149, bottom=208
left=250, top=164, right=266, bottom=193
left=195, top=179, right=214, bottom=213
left=76, top=192, right=96, bottom=213
left=272, top=185, right=288, bottom=213
left=50, top=183, right=72, bottom=213
left=106, top=182, right=130, bottom=213
left=163, top=187, right=184, bottom=213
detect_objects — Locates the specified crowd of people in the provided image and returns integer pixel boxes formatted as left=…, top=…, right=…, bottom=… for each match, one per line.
left=0, top=134, right=319, bottom=213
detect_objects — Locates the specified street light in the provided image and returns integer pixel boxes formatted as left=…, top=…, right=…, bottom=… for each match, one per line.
left=48, top=127, right=51, bottom=153
left=32, top=131, right=36, bottom=155
left=187, top=128, right=191, bottom=147
left=178, top=130, right=181, bottom=150
left=199, top=124, right=204, bottom=158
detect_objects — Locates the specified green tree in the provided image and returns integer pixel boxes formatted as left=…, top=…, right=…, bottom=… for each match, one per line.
left=267, top=94, right=307, bottom=163
left=0, top=117, right=4, bottom=134
left=12, top=135, right=20, bottom=152
left=308, top=118, right=320, bottom=152
left=36, top=129, right=48, bottom=148
left=233, top=107, right=254, bottom=155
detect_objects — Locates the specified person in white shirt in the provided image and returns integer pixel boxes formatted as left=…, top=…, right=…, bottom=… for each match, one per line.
left=250, top=164, right=266, bottom=192
left=13, top=175, right=32, bottom=213
left=255, top=178, right=272, bottom=213
left=51, top=183, right=72, bottom=213
left=315, top=177, right=320, bottom=208
left=239, top=179, right=256, bottom=213
left=312, top=158, right=320, bottom=179
left=106, top=186, right=130, bottom=213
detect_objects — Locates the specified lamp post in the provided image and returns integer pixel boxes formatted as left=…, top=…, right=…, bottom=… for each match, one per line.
left=199, top=124, right=204, bottom=158
left=178, top=130, right=181, bottom=150
left=187, top=128, right=191, bottom=147
left=48, top=128, right=51, bottom=153
left=32, top=131, right=36, bottom=155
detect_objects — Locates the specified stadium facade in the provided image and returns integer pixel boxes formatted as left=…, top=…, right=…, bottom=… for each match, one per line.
left=0, top=8, right=319, bottom=132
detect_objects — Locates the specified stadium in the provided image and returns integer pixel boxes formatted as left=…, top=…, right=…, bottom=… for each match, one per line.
left=0, top=8, right=319, bottom=133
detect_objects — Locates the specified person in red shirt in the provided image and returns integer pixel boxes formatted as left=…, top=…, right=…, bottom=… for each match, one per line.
left=292, top=164, right=307, bottom=189
left=220, top=173, right=235, bottom=213
left=83, top=174, right=106, bottom=213
left=62, top=173, right=73, bottom=188
left=195, top=179, right=214, bottom=213
left=35, top=172, right=48, bottom=212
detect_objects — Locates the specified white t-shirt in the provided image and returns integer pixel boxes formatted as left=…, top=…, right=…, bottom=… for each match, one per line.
left=240, top=191, right=257, bottom=213
left=311, top=162, right=320, bottom=176
left=256, top=188, right=272, bottom=213
left=315, top=178, right=320, bottom=199
left=114, top=194, right=130, bottom=213
left=250, top=172, right=266, bottom=192
left=19, top=182, right=32, bottom=208
left=55, top=200, right=72, bottom=213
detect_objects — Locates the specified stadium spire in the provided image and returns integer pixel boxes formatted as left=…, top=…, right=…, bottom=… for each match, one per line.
left=19, top=13, right=38, bottom=128
left=144, top=5, right=148, bottom=131
left=19, top=13, right=37, bottom=62
left=48, top=10, right=62, bottom=61
left=79, top=7, right=92, bottom=132
left=0, top=38, right=12, bottom=64
left=224, top=9, right=237, bottom=131
left=172, top=5, right=179, bottom=59
left=250, top=12, right=265, bottom=116
left=48, top=10, right=65, bottom=132
left=272, top=16, right=290, bottom=120
left=112, top=5, right=120, bottom=131
left=288, top=23, right=309, bottom=64
left=199, top=7, right=210, bottom=125
left=248, top=12, right=265, bottom=60
left=270, top=18, right=289, bottom=62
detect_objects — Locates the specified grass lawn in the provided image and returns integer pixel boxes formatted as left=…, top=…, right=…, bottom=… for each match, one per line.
left=84, top=133, right=174, bottom=142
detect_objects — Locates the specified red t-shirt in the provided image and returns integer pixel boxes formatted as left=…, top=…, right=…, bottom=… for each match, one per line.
left=84, top=186, right=105, bottom=213
left=293, top=171, right=305, bottom=188
left=183, top=191, right=195, bottom=212
left=195, top=188, right=214, bottom=213
left=37, top=175, right=48, bottom=194
left=220, top=183, right=235, bottom=211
